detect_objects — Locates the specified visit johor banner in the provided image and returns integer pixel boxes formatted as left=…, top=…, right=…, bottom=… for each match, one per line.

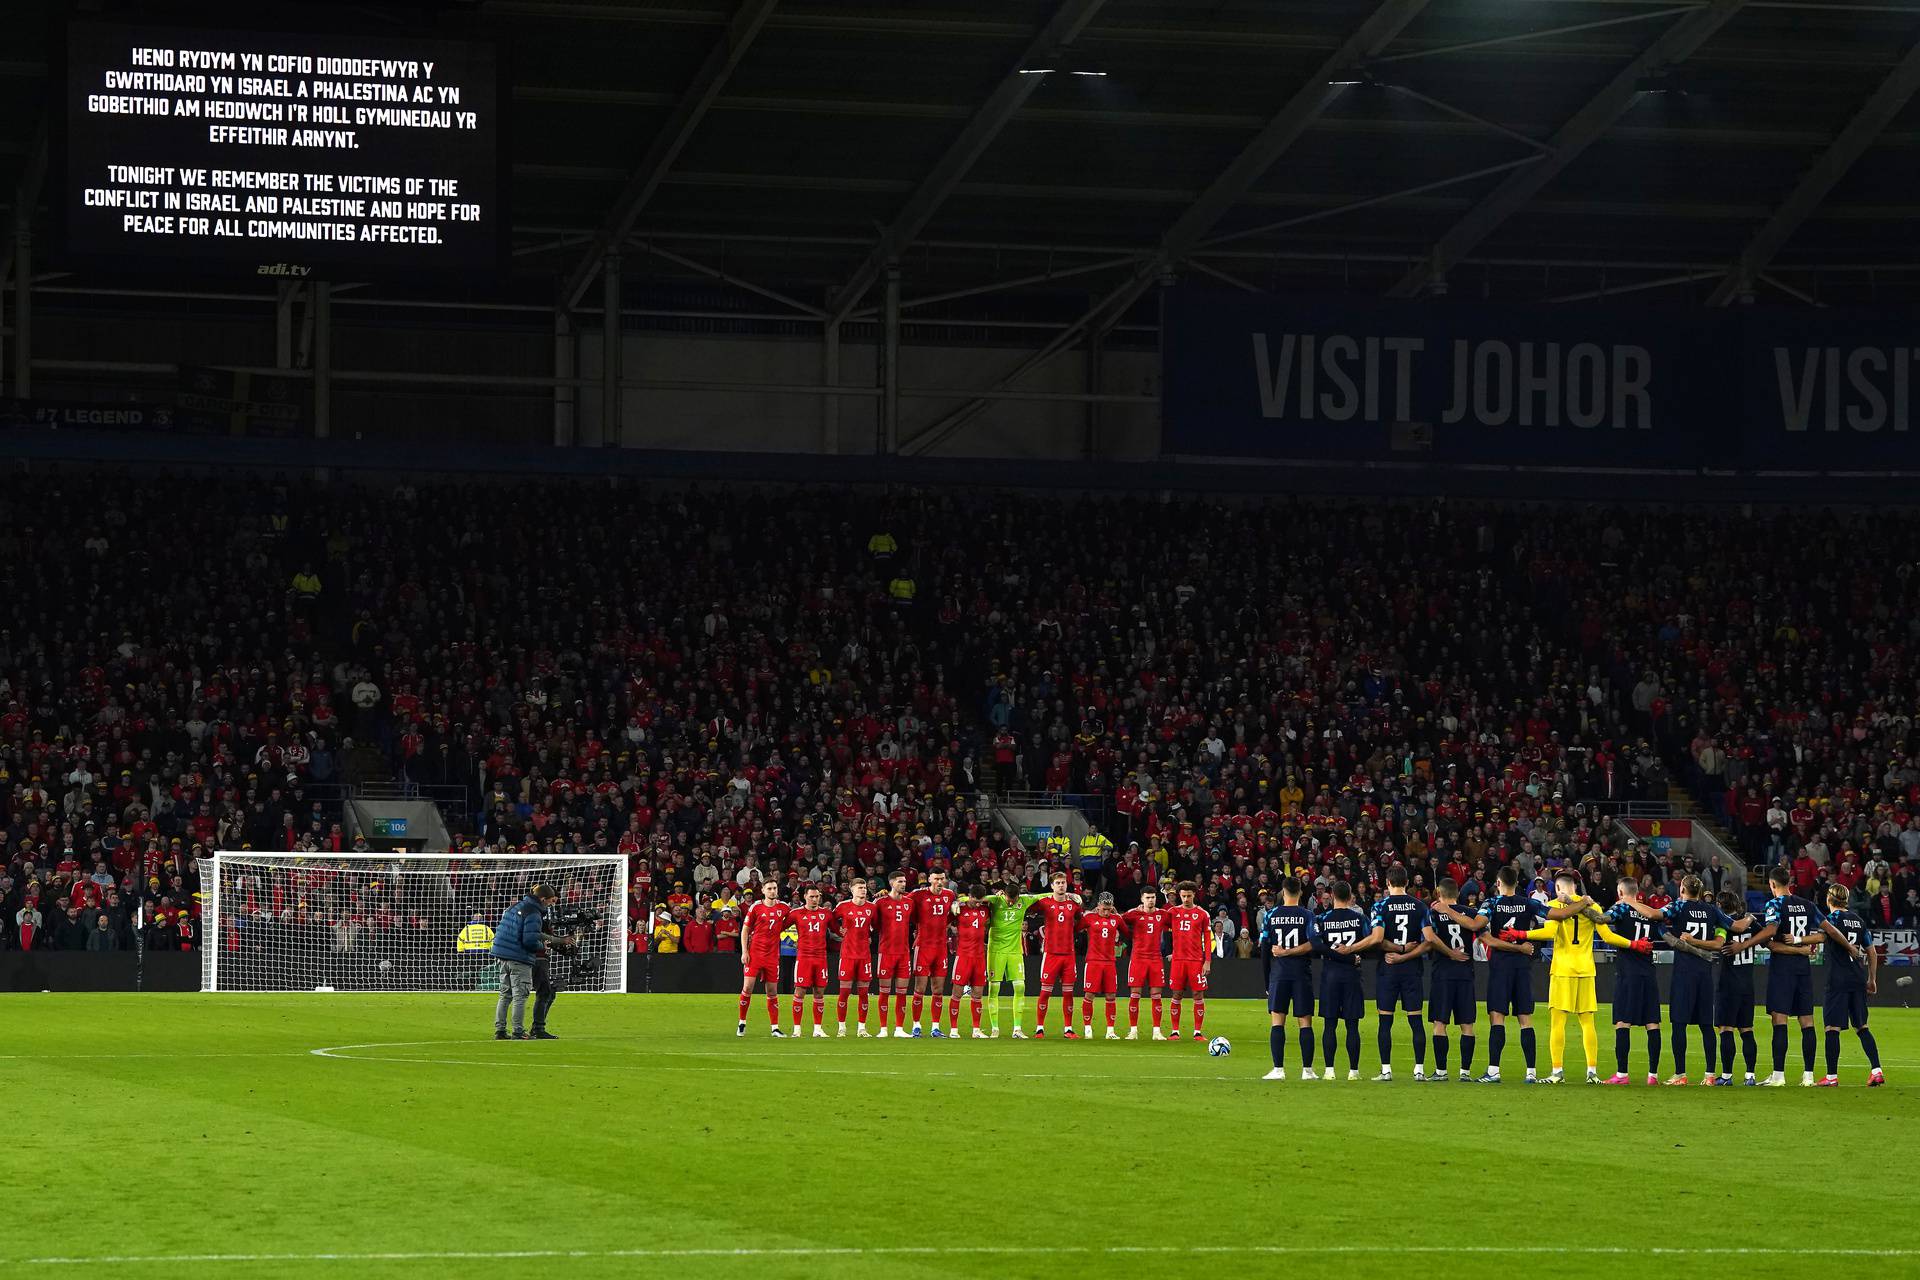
left=1736, top=308, right=1920, bottom=469
left=1162, top=290, right=1724, bottom=465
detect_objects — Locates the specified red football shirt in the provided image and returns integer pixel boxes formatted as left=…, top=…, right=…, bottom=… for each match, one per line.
left=743, top=901, right=790, bottom=960
left=1037, top=897, right=1080, bottom=957
left=1080, top=911, right=1121, bottom=963
left=1122, top=906, right=1166, bottom=951
left=910, top=886, right=956, bottom=951
left=953, top=900, right=990, bottom=960
left=834, top=900, right=877, bottom=955
left=1166, top=904, right=1212, bottom=961
left=875, top=894, right=915, bottom=955
left=790, top=906, right=832, bottom=959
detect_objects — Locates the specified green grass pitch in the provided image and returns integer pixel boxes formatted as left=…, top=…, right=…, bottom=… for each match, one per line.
left=6, top=993, right=1919, bottom=1280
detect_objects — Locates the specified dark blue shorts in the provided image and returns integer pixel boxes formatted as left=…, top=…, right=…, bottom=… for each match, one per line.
left=1486, top=964, right=1535, bottom=1016
left=1612, top=969, right=1660, bottom=1024
left=1320, top=972, right=1363, bottom=1022
left=1376, top=963, right=1424, bottom=1013
left=1427, top=974, right=1477, bottom=1025
left=1714, top=972, right=1755, bottom=1028
left=1765, top=966, right=1813, bottom=1018
left=1670, top=971, right=1713, bottom=1026
left=1268, top=972, right=1314, bottom=1018
left=1824, top=984, right=1868, bottom=1031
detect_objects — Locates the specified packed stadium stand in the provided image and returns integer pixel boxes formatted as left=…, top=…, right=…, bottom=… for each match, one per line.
left=4, top=475, right=1916, bottom=957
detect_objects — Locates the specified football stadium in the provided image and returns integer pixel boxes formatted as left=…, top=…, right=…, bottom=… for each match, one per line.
left=5, top=1, right=1920, bottom=1277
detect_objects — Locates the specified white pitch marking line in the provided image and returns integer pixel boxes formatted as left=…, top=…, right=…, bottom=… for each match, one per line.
left=307, top=1042, right=1920, bottom=1087
left=0, top=1052, right=305, bottom=1061
left=310, top=1041, right=1239, bottom=1081
left=6, top=1243, right=1920, bottom=1268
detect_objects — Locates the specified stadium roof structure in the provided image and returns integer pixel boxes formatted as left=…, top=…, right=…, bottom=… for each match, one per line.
left=7, top=0, right=1920, bottom=336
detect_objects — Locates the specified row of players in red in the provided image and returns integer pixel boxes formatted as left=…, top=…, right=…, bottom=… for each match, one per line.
left=731, top=870, right=1218, bottom=1039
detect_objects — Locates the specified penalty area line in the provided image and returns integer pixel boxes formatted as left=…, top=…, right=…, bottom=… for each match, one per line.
left=7, top=1243, right=1920, bottom=1267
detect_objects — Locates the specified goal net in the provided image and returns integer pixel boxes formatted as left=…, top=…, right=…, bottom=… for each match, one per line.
left=198, top=851, right=628, bottom=994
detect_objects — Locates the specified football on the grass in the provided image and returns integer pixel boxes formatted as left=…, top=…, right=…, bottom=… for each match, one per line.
left=1207, top=1036, right=1231, bottom=1057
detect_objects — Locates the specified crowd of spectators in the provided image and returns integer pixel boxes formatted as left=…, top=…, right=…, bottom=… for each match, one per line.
left=2, top=474, right=1918, bottom=961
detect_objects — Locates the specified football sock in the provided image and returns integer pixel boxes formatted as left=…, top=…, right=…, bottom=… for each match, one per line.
left=836, top=994, right=848, bottom=1025
left=1719, top=1029, right=1735, bottom=1072
left=1298, top=1026, right=1314, bottom=1069
left=1741, top=1028, right=1758, bottom=1073
left=1520, top=1026, right=1538, bottom=1070
left=766, top=995, right=780, bottom=1027
left=813, top=997, right=824, bottom=1028
left=1171, top=1001, right=1183, bottom=1034
left=1194, top=999, right=1206, bottom=1032
left=970, top=998, right=982, bottom=1032
left=1772, top=1022, right=1788, bottom=1072
left=1672, top=1025, right=1688, bottom=1076
left=987, top=988, right=1000, bottom=1032
left=792, top=997, right=803, bottom=1026
left=1105, top=999, right=1116, bottom=1030
left=1081, top=997, right=1093, bottom=1027
left=1860, top=1028, right=1881, bottom=1069
left=1151, top=998, right=1163, bottom=1029
left=1646, top=1027, right=1662, bottom=1076
left=1270, top=1024, right=1286, bottom=1069
left=912, top=995, right=924, bottom=1026
left=1407, top=1016, right=1426, bottom=1068
left=1377, top=1014, right=1394, bottom=1068
left=1800, top=1024, right=1817, bottom=1072
left=1614, top=1026, right=1631, bottom=1073
left=948, top=996, right=960, bottom=1031
left=1488, top=1023, right=1506, bottom=1067
left=1434, top=1034, right=1450, bottom=1073
left=1037, top=994, right=1049, bottom=1027
left=1345, top=1019, right=1362, bottom=1070
left=1322, top=1023, right=1337, bottom=1066
left=1128, top=997, right=1140, bottom=1029
left=1825, top=1029, right=1841, bottom=1077
left=879, top=994, right=891, bottom=1031
left=1548, top=1008, right=1567, bottom=1070
left=1700, top=1023, right=1717, bottom=1074
left=857, top=994, right=869, bottom=1024
left=737, top=994, right=750, bottom=1021
left=895, top=994, right=907, bottom=1025
left=1579, top=1014, right=1598, bottom=1069
left=1460, top=1033, right=1475, bottom=1073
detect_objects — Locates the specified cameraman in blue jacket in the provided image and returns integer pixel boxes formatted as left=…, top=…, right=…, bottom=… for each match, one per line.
left=491, top=884, right=556, bottom=1040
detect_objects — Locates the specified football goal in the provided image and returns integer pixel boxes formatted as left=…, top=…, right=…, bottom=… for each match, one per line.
left=198, top=850, right=627, bottom=993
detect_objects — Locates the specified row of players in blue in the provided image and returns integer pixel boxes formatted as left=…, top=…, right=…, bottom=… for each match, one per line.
left=1258, top=862, right=1885, bottom=1086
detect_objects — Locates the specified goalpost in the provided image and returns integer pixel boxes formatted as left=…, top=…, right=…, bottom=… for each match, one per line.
left=198, top=850, right=628, bottom=994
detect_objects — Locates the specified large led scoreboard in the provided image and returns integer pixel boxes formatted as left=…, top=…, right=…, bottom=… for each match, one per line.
left=62, top=20, right=504, bottom=282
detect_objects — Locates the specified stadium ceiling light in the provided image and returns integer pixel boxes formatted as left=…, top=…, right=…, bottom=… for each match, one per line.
left=1018, top=67, right=1053, bottom=74
left=1327, top=67, right=1371, bottom=86
left=1018, top=66, right=1107, bottom=76
left=1634, top=67, right=1687, bottom=96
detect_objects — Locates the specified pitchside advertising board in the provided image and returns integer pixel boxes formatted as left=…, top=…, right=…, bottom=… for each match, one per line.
left=60, top=21, right=504, bottom=283
left=1163, top=290, right=1920, bottom=471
